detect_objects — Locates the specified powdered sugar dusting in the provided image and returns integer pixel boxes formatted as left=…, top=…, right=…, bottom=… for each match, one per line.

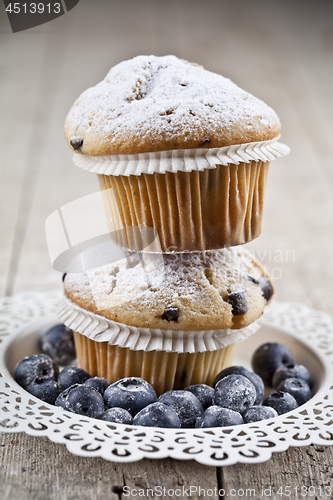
left=65, top=55, right=281, bottom=155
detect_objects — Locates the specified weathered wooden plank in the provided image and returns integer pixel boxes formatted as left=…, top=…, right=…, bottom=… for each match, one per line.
left=0, top=432, right=218, bottom=500
left=0, top=432, right=120, bottom=500
left=1, top=14, right=75, bottom=297
left=221, top=444, right=333, bottom=499
left=116, top=458, right=218, bottom=499
left=0, top=20, right=53, bottom=296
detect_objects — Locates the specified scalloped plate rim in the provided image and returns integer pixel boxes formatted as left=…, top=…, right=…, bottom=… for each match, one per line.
left=0, top=292, right=333, bottom=466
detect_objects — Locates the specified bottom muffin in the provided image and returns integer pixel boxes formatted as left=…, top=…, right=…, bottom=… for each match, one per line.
left=60, top=247, right=273, bottom=394
left=63, top=247, right=273, bottom=331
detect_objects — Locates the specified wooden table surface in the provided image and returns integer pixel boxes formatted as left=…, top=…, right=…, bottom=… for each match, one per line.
left=1, top=0, right=333, bottom=498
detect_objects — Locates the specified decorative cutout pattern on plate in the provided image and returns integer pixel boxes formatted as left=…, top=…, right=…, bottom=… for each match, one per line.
left=0, top=292, right=333, bottom=466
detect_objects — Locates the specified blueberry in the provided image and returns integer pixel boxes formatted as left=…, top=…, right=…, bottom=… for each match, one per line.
left=133, top=402, right=181, bottom=428
left=214, top=374, right=256, bottom=414
left=228, top=291, right=248, bottom=315
left=161, top=306, right=179, bottom=322
left=272, top=364, right=311, bottom=389
left=276, top=378, right=312, bottom=406
left=195, top=406, right=243, bottom=428
left=14, top=354, right=59, bottom=389
left=103, top=377, right=157, bottom=417
left=70, top=137, right=83, bottom=150
left=26, top=377, right=62, bottom=404
left=243, top=405, right=278, bottom=423
left=158, top=390, right=204, bottom=428
left=55, top=384, right=105, bottom=418
left=184, top=384, right=214, bottom=410
left=84, top=377, right=110, bottom=395
left=40, top=324, right=76, bottom=366
left=58, top=366, right=91, bottom=390
left=245, top=274, right=260, bottom=285
left=259, top=277, right=274, bottom=302
left=101, top=408, right=133, bottom=425
left=213, top=366, right=264, bottom=405
left=251, top=342, right=294, bottom=386
left=262, top=391, right=298, bottom=415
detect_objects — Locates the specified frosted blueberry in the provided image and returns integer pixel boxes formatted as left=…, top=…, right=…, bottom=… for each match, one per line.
left=84, top=377, right=110, bottom=395
left=263, top=391, right=298, bottom=415
left=55, top=384, right=105, bottom=418
left=101, top=408, right=133, bottom=425
left=26, top=377, right=62, bottom=405
left=195, top=406, right=243, bottom=428
left=14, top=354, right=59, bottom=389
left=40, top=324, right=76, bottom=366
left=214, top=374, right=256, bottom=414
left=58, top=366, right=91, bottom=390
left=185, top=384, right=214, bottom=409
left=133, top=402, right=181, bottom=428
left=213, top=365, right=264, bottom=405
left=103, top=377, right=157, bottom=416
left=252, top=342, right=294, bottom=386
left=276, top=378, right=311, bottom=406
left=158, top=390, right=204, bottom=428
left=243, top=405, right=278, bottom=423
left=272, top=364, right=311, bottom=389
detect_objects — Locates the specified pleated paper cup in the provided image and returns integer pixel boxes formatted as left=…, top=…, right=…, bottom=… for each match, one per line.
left=73, top=137, right=289, bottom=252
left=73, top=331, right=237, bottom=396
left=58, top=297, right=260, bottom=396
left=98, top=159, right=268, bottom=251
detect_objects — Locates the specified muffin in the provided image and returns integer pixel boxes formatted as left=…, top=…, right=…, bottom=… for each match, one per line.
left=58, top=248, right=273, bottom=395
left=64, top=55, right=289, bottom=252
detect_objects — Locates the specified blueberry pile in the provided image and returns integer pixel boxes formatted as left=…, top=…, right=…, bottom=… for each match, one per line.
left=13, top=325, right=313, bottom=429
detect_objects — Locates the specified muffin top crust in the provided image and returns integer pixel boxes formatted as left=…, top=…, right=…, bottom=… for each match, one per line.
left=64, top=55, right=281, bottom=156
left=63, top=247, right=273, bottom=331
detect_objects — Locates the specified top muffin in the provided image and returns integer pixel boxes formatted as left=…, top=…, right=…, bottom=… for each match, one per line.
left=64, top=55, right=281, bottom=156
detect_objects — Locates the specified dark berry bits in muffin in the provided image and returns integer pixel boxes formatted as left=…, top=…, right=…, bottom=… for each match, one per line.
left=228, top=291, right=248, bottom=315
left=161, top=306, right=179, bottom=322
left=245, top=274, right=260, bottom=285
left=259, top=277, right=274, bottom=302
left=70, top=137, right=84, bottom=150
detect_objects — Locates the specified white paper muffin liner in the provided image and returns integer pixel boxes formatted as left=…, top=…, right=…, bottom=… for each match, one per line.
left=58, top=297, right=260, bottom=354
left=72, top=136, right=290, bottom=176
